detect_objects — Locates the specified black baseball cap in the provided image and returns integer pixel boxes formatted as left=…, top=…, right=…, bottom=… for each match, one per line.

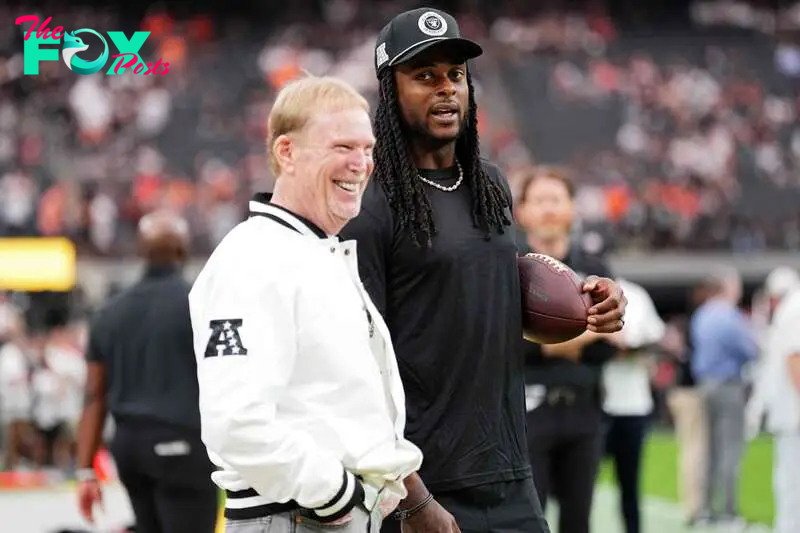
left=374, top=8, right=483, bottom=77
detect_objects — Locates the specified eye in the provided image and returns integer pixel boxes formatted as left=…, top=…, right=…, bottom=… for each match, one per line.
left=450, top=70, right=465, bottom=81
left=334, top=144, right=351, bottom=153
left=416, top=71, right=434, bottom=81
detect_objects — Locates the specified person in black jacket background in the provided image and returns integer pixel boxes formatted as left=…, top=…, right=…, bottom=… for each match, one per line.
left=75, top=211, right=217, bottom=533
left=514, top=166, right=617, bottom=533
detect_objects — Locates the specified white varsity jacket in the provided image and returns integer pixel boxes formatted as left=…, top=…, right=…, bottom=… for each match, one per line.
left=188, top=197, right=422, bottom=521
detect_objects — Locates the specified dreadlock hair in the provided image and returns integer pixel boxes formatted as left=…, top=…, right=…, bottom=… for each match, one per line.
left=373, top=68, right=511, bottom=248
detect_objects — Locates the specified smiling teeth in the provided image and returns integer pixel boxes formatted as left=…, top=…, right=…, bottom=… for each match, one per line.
left=335, top=181, right=357, bottom=192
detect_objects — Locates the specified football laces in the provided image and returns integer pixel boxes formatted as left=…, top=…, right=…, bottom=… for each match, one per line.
left=525, top=252, right=568, bottom=273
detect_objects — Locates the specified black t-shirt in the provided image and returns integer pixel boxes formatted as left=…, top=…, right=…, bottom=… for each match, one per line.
left=517, top=231, right=617, bottom=390
left=87, top=266, right=201, bottom=429
left=340, top=160, right=530, bottom=493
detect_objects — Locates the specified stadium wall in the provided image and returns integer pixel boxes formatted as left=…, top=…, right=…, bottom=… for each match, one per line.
left=74, top=252, right=800, bottom=304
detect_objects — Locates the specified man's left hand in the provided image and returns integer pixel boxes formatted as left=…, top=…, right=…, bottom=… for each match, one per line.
left=77, top=479, right=103, bottom=524
left=583, top=276, right=627, bottom=333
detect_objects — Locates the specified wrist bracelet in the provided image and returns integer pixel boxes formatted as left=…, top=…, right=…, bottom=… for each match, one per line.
left=392, top=492, right=434, bottom=521
left=76, top=468, right=97, bottom=482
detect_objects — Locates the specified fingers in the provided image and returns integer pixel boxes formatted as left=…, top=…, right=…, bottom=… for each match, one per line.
left=587, top=282, right=626, bottom=317
left=586, top=318, right=625, bottom=334
left=587, top=303, right=623, bottom=325
left=79, top=497, right=94, bottom=524
left=582, top=275, right=600, bottom=293
left=78, top=485, right=103, bottom=524
left=588, top=295, right=618, bottom=316
left=587, top=286, right=625, bottom=331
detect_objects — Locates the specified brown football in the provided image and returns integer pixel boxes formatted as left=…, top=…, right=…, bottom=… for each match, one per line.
left=518, top=253, right=593, bottom=344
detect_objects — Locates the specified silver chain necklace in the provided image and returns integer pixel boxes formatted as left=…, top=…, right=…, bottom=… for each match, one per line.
left=417, top=160, right=463, bottom=192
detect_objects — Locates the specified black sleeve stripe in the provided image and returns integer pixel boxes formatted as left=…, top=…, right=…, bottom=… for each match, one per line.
left=311, top=470, right=364, bottom=523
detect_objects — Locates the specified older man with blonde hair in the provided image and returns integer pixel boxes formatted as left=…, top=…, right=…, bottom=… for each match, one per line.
left=189, top=76, right=422, bottom=533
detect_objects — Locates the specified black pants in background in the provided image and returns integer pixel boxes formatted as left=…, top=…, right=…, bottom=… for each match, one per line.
left=381, top=477, right=551, bottom=533
left=604, top=415, right=648, bottom=533
left=111, top=417, right=218, bottom=533
left=526, top=404, right=604, bottom=533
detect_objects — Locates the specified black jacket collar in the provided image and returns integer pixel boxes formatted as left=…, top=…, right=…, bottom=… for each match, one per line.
left=250, top=192, right=328, bottom=239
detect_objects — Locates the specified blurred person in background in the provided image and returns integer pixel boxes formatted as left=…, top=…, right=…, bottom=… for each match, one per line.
left=43, top=318, right=88, bottom=474
left=690, top=268, right=758, bottom=529
left=746, top=267, right=800, bottom=533
left=666, top=281, right=712, bottom=527
left=75, top=210, right=217, bottom=533
left=28, top=325, right=72, bottom=472
left=0, top=307, right=33, bottom=471
left=0, top=293, right=20, bottom=345
left=515, top=166, right=619, bottom=533
left=601, top=279, right=665, bottom=533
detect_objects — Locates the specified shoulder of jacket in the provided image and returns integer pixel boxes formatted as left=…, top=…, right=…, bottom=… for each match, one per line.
left=196, top=222, right=284, bottom=281
left=197, top=219, right=330, bottom=285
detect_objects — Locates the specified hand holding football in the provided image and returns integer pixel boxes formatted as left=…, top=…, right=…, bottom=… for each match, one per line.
left=518, top=253, right=593, bottom=344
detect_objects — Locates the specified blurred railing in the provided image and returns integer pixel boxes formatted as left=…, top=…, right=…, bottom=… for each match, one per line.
left=72, top=251, right=800, bottom=305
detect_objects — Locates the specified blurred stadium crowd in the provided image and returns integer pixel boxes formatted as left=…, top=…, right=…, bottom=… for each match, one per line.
left=0, top=294, right=86, bottom=478
left=0, top=0, right=799, bottom=511
left=0, top=0, right=799, bottom=256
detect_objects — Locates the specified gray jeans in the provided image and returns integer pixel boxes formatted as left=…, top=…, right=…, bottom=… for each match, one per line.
left=225, top=505, right=382, bottom=533
left=699, top=381, right=746, bottom=518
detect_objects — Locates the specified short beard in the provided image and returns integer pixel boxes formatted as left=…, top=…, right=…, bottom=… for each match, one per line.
left=404, top=117, right=467, bottom=154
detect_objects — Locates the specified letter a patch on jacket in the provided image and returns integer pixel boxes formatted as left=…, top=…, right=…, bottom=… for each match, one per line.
left=205, top=319, right=249, bottom=358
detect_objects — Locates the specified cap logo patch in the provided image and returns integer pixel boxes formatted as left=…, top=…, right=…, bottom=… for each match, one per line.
left=418, top=11, right=448, bottom=36
left=376, top=42, right=389, bottom=68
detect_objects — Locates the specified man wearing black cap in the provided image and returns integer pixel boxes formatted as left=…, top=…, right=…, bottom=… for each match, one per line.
left=340, top=7, right=626, bottom=533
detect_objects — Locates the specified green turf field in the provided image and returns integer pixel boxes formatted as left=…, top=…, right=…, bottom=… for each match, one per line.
left=0, top=431, right=776, bottom=533
left=597, top=431, right=775, bottom=525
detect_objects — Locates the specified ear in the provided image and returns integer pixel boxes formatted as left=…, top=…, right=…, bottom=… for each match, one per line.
left=273, top=134, right=295, bottom=176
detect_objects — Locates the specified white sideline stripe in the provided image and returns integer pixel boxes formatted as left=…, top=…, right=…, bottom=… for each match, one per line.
left=587, top=486, right=773, bottom=533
